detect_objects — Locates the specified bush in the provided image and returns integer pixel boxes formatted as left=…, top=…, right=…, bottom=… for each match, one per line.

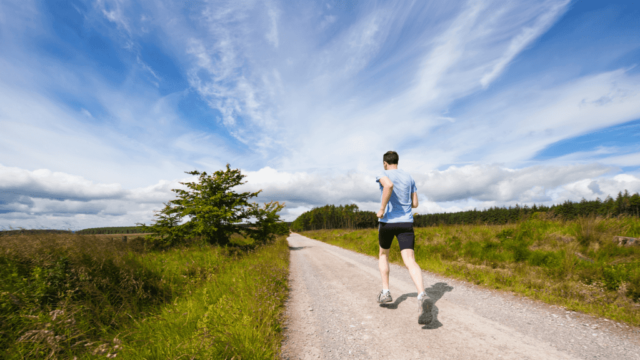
left=497, top=228, right=532, bottom=262
left=626, top=268, right=640, bottom=301
left=602, top=265, right=627, bottom=291
left=574, top=216, right=601, bottom=247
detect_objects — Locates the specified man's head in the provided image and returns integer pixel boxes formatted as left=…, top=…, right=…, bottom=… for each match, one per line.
left=383, top=151, right=399, bottom=170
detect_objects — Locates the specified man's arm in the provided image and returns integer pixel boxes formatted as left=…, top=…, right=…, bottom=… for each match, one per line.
left=412, top=192, right=419, bottom=208
left=377, top=176, right=393, bottom=218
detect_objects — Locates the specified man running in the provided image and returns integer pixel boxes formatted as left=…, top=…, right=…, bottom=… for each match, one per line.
left=375, top=151, right=430, bottom=324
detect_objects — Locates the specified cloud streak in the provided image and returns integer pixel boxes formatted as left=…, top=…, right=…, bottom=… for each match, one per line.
left=1, top=0, right=640, bottom=228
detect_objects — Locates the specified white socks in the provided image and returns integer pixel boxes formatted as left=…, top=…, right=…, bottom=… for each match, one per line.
left=382, top=289, right=426, bottom=298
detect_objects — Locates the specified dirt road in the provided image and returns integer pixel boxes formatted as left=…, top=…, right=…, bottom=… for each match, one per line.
left=281, top=233, right=640, bottom=360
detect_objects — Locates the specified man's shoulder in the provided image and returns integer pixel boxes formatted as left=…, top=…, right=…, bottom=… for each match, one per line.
left=396, top=169, right=414, bottom=179
left=375, top=171, right=389, bottom=181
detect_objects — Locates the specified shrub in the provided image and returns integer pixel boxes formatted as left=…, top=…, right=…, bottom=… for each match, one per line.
left=574, top=215, right=601, bottom=247
left=497, top=227, right=532, bottom=262
left=626, top=268, right=640, bottom=301
left=603, top=265, right=627, bottom=291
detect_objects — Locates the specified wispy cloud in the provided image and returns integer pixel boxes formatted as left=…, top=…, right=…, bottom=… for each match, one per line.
left=480, top=0, right=570, bottom=88
left=1, top=0, right=640, bottom=228
left=100, top=0, right=131, bottom=34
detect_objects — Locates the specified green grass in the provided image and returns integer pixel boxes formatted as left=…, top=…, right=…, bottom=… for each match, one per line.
left=302, top=216, right=640, bottom=326
left=1, top=233, right=289, bottom=359
left=115, top=237, right=289, bottom=359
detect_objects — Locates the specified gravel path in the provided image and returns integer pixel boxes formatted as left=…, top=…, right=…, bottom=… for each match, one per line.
left=281, top=233, right=640, bottom=360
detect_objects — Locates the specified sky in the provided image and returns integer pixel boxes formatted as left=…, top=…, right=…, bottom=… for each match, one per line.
left=1, top=0, right=640, bottom=230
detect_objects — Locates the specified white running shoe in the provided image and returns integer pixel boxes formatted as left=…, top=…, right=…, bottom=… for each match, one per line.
left=377, top=290, right=393, bottom=304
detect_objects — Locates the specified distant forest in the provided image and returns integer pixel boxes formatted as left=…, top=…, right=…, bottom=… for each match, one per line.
left=75, top=224, right=295, bottom=235
left=76, top=226, right=147, bottom=235
left=290, top=190, right=640, bottom=231
left=0, top=229, right=71, bottom=236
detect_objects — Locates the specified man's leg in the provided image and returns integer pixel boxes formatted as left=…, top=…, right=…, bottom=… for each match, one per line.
left=404, top=247, right=432, bottom=324
left=377, top=223, right=393, bottom=303
left=398, top=226, right=432, bottom=324
left=400, top=249, right=424, bottom=294
left=379, top=247, right=390, bottom=290
left=396, top=224, right=425, bottom=294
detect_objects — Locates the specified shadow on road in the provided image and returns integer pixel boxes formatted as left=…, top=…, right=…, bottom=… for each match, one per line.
left=421, top=282, right=453, bottom=329
left=380, top=282, right=453, bottom=330
left=288, top=246, right=308, bottom=251
left=380, top=292, right=415, bottom=310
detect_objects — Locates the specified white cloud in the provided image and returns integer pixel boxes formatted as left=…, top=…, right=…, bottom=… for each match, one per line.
left=1, top=161, right=638, bottom=228
left=239, top=163, right=619, bottom=206
left=239, top=167, right=378, bottom=207
left=265, top=2, right=279, bottom=48
left=391, top=68, right=640, bottom=174
left=0, top=165, right=184, bottom=229
left=98, top=0, right=131, bottom=34
left=0, top=164, right=125, bottom=202
left=242, top=164, right=639, bottom=220
left=600, top=152, right=640, bottom=167
left=414, top=164, right=613, bottom=202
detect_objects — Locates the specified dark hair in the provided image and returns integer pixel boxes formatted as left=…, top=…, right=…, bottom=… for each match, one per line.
left=383, top=151, right=399, bottom=165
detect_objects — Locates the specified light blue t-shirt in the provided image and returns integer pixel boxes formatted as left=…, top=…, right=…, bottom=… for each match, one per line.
left=376, top=169, right=417, bottom=223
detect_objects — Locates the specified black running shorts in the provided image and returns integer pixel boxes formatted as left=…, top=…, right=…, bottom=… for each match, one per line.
left=378, top=222, right=415, bottom=251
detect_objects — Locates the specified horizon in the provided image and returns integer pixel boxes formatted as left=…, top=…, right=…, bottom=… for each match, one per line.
left=1, top=0, right=640, bottom=230
left=4, top=190, right=638, bottom=231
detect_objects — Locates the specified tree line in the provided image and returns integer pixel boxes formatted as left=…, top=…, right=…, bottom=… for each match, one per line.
left=76, top=226, right=147, bottom=235
left=291, top=190, right=640, bottom=231
left=0, top=229, right=72, bottom=236
left=290, top=204, right=379, bottom=231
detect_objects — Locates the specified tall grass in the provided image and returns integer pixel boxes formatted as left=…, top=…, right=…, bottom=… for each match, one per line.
left=0, top=232, right=289, bottom=359
left=303, top=216, right=640, bottom=325
left=117, top=237, right=290, bottom=359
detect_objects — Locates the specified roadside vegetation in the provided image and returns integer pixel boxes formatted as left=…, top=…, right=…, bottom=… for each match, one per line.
left=1, top=166, right=290, bottom=359
left=302, top=216, right=640, bottom=325
left=0, top=233, right=289, bottom=359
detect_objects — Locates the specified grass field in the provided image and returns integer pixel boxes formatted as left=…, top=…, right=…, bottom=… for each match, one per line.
left=302, top=216, right=640, bottom=326
left=0, top=232, right=289, bottom=359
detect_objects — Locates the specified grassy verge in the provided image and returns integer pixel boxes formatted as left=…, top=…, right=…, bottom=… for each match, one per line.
left=116, top=236, right=289, bottom=359
left=0, top=233, right=289, bottom=359
left=302, top=217, right=640, bottom=325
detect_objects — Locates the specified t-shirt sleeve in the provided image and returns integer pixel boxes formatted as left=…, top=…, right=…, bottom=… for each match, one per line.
left=411, top=177, right=417, bottom=193
left=375, top=172, right=385, bottom=183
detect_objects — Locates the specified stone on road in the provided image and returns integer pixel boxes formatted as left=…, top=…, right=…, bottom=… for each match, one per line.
left=281, top=233, right=640, bottom=360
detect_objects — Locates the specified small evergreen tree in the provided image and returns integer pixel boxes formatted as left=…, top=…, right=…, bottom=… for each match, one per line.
left=141, top=165, right=286, bottom=247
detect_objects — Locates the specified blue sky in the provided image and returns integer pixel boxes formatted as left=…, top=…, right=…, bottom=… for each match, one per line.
left=1, top=0, right=640, bottom=229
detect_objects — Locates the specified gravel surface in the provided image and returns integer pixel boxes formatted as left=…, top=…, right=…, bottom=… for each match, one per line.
left=281, top=233, right=640, bottom=360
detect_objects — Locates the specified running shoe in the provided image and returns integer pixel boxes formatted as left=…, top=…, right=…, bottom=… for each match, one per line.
left=377, top=290, right=392, bottom=304
left=418, top=295, right=433, bottom=325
